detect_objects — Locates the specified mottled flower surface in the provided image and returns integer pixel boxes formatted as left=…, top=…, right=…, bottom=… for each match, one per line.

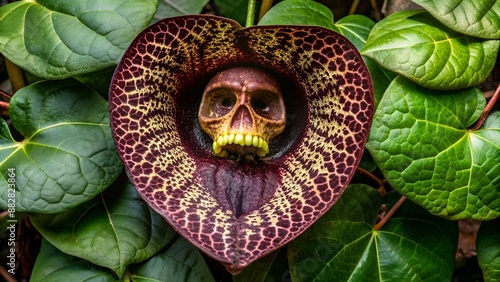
left=109, top=15, right=373, bottom=273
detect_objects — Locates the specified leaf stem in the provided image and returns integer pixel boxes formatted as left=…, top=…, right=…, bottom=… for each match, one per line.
left=0, top=101, right=9, bottom=110
left=5, top=58, right=26, bottom=93
left=357, top=166, right=386, bottom=196
left=0, top=89, right=12, bottom=100
left=0, top=265, right=17, bottom=282
left=374, top=195, right=406, bottom=231
left=470, top=83, right=500, bottom=131
left=246, top=0, right=257, bottom=27
left=258, top=0, right=273, bottom=21
left=370, top=0, right=382, bottom=21
left=349, top=0, right=360, bottom=14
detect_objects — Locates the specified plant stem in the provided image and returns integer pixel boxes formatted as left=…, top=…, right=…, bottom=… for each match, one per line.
left=357, top=166, right=386, bottom=196
left=349, top=0, right=360, bottom=14
left=0, top=265, right=17, bottom=282
left=0, top=89, right=12, bottom=99
left=370, top=0, right=382, bottom=21
left=5, top=58, right=26, bottom=93
left=258, top=0, right=273, bottom=21
left=0, top=101, right=9, bottom=110
left=374, top=195, right=406, bottom=231
left=470, top=83, right=500, bottom=131
left=246, top=0, right=256, bottom=27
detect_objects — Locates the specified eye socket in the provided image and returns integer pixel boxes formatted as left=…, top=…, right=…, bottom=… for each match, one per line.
left=208, top=91, right=236, bottom=118
left=251, top=99, right=269, bottom=114
left=251, top=91, right=284, bottom=120
left=221, top=97, right=235, bottom=108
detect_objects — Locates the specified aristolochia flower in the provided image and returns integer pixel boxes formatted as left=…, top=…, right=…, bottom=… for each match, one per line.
left=109, top=15, right=373, bottom=274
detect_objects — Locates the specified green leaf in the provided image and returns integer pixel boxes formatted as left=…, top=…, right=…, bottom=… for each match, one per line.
left=128, top=237, right=215, bottom=282
left=0, top=80, right=122, bottom=213
left=0, top=0, right=158, bottom=79
left=377, top=191, right=457, bottom=281
left=361, top=10, right=500, bottom=89
left=289, top=185, right=457, bottom=281
left=258, top=0, right=341, bottom=33
left=364, top=57, right=397, bottom=108
left=367, top=76, right=500, bottom=220
left=477, top=218, right=500, bottom=282
left=30, top=176, right=175, bottom=277
left=154, top=0, right=209, bottom=21
left=31, top=239, right=119, bottom=282
left=233, top=250, right=279, bottom=282
left=75, top=67, right=116, bottom=98
left=213, top=0, right=249, bottom=26
left=335, top=14, right=375, bottom=50
left=414, top=0, right=500, bottom=39
left=262, top=247, right=290, bottom=282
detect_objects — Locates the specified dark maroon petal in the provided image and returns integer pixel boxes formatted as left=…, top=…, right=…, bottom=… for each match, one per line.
left=109, top=15, right=373, bottom=273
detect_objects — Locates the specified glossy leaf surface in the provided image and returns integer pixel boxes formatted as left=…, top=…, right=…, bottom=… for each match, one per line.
left=128, top=237, right=215, bottom=282
left=0, top=80, right=122, bottom=213
left=260, top=1, right=375, bottom=50
left=154, top=0, right=208, bottom=21
left=0, top=0, right=157, bottom=79
left=31, top=177, right=174, bottom=277
left=414, top=0, right=500, bottom=39
left=367, top=76, right=500, bottom=220
left=335, top=15, right=375, bottom=50
left=259, top=0, right=340, bottom=32
left=361, top=10, right=499, bottom=90
left=477, top=218, right=500, bottom=282
left=31, top=239, right=119, bottom=282
left=109, top=15, right=373, bottom=273
left=233, top=250, right=279, bottom=282
left=288, top=185, right=457, bottom=281
left=214, top=0, right=248, bottom=26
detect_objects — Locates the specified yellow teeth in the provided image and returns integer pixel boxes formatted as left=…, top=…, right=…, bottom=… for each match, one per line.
left=212, top=133, right=269, bottom=157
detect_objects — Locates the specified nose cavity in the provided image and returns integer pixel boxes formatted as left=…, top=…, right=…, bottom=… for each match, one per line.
left=230, top=105, right=253, bottom=131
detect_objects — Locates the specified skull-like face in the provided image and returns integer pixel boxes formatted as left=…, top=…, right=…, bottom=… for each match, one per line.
left=198, top=67, right=286, bottom=159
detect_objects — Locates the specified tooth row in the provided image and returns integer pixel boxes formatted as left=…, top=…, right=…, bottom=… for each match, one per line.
left=212, top=133, right=269, bottom=157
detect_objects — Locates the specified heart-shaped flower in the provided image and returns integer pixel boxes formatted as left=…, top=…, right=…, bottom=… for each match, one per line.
left=109, top=15, right=373, bottom=274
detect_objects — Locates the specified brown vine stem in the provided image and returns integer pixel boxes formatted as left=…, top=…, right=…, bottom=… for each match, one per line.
left=0, top=265, right=16, bottom=282
left=374, top=195, right=406, bottom=231
left=258, top=0, right=273, bottom=21
left=370, top=0, right=382, bottom=21
left=348, top=0, right=360, bottom=14
left=0, top=101, right=9, bottom=110
left=0, top=89, right=12, bottom=99
left=470, top=83, right=500, bottom=131
left=5, top=58, right=26, bottom=93
left=356, top=166, right=386, bottom=195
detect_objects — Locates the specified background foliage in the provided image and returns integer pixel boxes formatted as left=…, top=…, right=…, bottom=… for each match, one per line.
left=0, top=0, right=499, bottom=281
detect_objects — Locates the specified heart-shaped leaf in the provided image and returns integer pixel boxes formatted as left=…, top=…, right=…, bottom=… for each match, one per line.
left=0, top=0, right=157, bottom=79
left=128, top=237, right=215, bottom=282
left=32, top=236, right=215, bottom=282
left=414, top=0, right=500, bottom=39
left=109, top=15, right=373, bottom=273
left=361, top=10, right=500, bottom=90
left=258, top=0, right=341, bottom=32
left=233, top=250, right=280, bottom=282
left=213, top=0, right=248, bottom=26
left=0, top=80, right=122, bottom=213
left=31, top=239, right=119, bottom=282
left=30, top=176, right=175, bottom=277
left=259, top=1, right=375, bottom=50
left=477, top=218, right=500, bottom=282
left=367, top=76, right=500, bottom=220
left=154, top=0, right=209, bottom=21
left=335, top=14, right=375, bottom=50
left=364, top=58, right=397, bottom=108
left=288, top=185, right=457, bottom=281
